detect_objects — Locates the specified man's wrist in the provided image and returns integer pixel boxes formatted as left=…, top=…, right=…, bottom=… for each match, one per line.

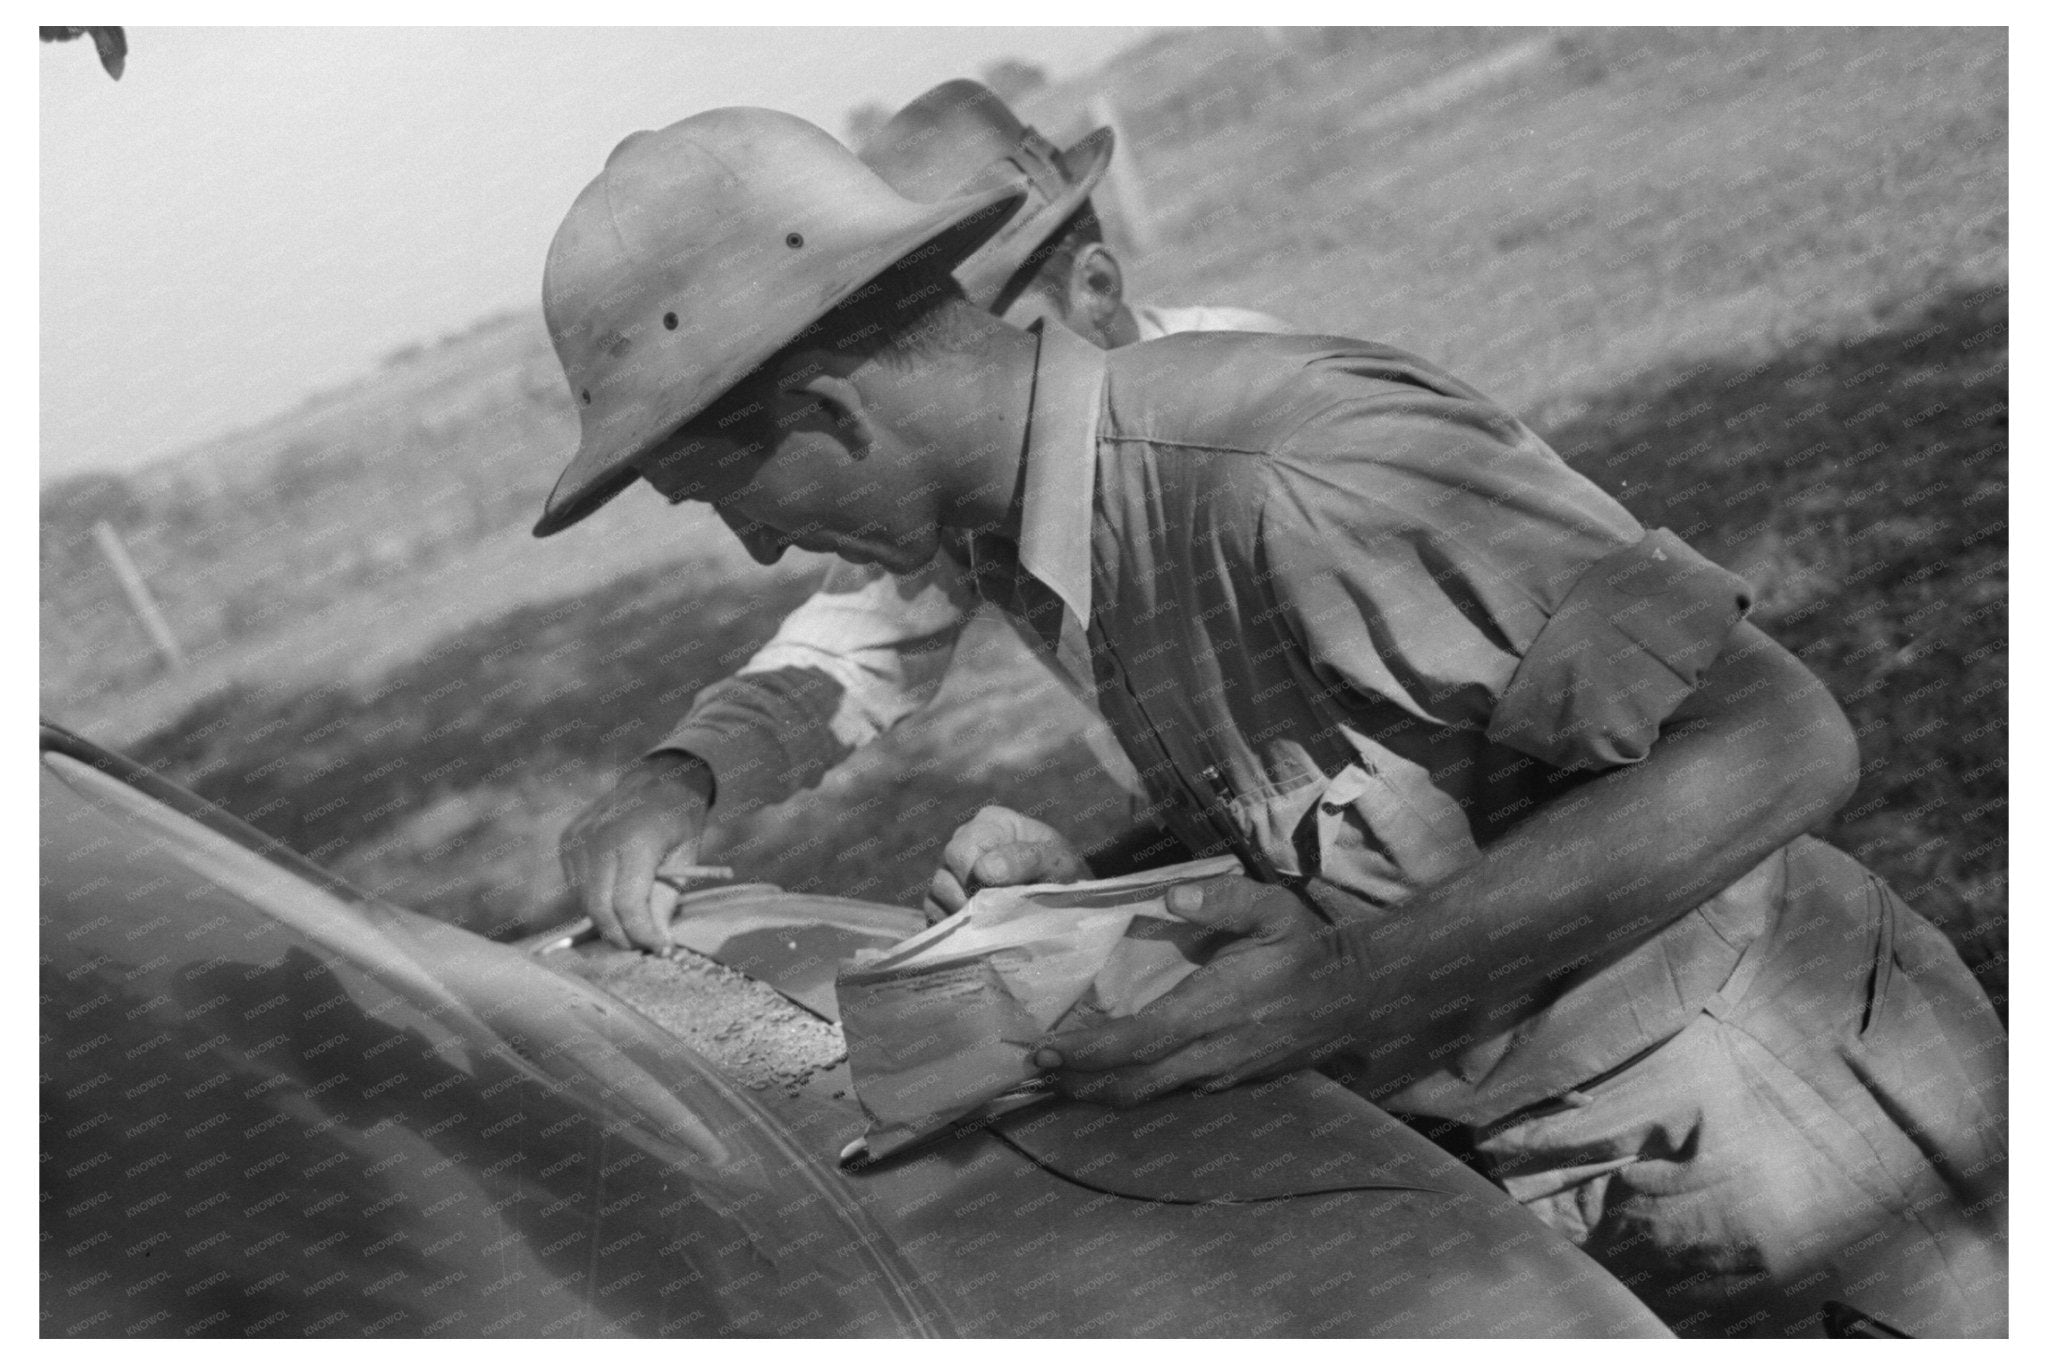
left=1298, top=878, right=1432, bottom=1041
left=640, top=749, right=716, bottom=811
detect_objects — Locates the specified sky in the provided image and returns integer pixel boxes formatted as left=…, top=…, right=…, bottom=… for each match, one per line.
left=39, top=26, right=1151, bottom=481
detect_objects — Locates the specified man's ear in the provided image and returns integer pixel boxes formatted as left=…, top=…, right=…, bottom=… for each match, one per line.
left=1069, top=244, right=1123, bottom=316
left=1066, top=243, right=1131, bottom=346
left=775, top=362, right=876, bottom=462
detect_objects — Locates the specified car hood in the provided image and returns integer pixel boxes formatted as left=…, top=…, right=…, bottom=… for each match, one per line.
left=43, top=728, right=1668, bottom=1338
left=41, top=743, right=952, bottom=1338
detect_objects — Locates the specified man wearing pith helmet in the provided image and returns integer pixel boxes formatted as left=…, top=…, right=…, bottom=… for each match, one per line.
left=558, top=78, right=1289, bottom=947
left=533, top=107, right=2006, bottom=1335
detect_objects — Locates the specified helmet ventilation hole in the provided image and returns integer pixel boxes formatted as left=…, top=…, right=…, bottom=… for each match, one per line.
left=580, top=389, right=591, bottom=405
left=785, top=232, right=805, bottom=249
left=663, top=311, right=679, bottom=330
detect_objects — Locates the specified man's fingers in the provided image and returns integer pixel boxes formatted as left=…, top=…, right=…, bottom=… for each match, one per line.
left=1037, top=1017, right=1175, bottom=1073
left=934, top=838, right=1074, bottom=916
left=1041, top=986, right=1238, bottom=1073
left=941, top=806, right=1065, bottom=880
left=1020, top=839, right=1087, bottom=882
left=1162, top=879, right=1274, bottom=937
left=933, top=807, right=1089, bottom=914
left=648, top=879, right=683, bottom=939
left=927, top=866, right=970, bottom=917
left=970, top=841, right=1040, bottom=887
left=971, top=839, right=1085, bottom=890
left=969, top=848, right=1014, bottom=886
left=586, top=860, right=622, bottom=947
left=1050, top=1033, right=1259, bottom=1108
left=558, top=760, right=713, bottom=951
left=609, top=839, right=668, bottom=952
left=939, top=817, right=998, bottom=885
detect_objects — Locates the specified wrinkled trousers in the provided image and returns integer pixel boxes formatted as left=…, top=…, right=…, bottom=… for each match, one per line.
left=1473, top=842, right=2007, bottom=1337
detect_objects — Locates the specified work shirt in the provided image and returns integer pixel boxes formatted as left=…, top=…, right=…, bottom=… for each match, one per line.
left=672, top=320, right=1776, bottom=1125
left=660, top=303, right=1291, bottom=803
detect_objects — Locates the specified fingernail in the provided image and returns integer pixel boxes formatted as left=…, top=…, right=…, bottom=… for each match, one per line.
left=1033, top=1047, right=1063, bottom=1069
left=984, top=855, right=1008, bottom=881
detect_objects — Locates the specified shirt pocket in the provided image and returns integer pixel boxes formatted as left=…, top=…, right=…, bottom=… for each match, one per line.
left=1220, top=771, right=1325, bottom=880
left=1314, top=742, right=1482, bottom=906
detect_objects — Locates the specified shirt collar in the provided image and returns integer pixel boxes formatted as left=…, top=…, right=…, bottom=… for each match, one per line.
left=1012, top=317, right=1107, bottom=630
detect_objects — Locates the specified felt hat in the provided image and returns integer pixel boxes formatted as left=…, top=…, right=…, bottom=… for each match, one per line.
left=859, top=79, right=1113, bottom=308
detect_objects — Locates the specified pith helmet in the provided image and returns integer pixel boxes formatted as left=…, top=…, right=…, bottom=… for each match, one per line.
left=859, top=80, right=1113, bottom=309
left=533, top=107, right=1025, bottom=538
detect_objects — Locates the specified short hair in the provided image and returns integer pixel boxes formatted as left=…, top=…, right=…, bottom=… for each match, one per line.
left=796, top=263, right=981, bottom=373
left=680, top=263, right=981, bottom=462
left=993, top=203, right=1103, bottom=314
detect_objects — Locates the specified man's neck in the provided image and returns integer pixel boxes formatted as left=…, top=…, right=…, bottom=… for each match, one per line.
left=872, top=319, right=1041, bottom=543
left=1100, top=304, right=1141, bottom=349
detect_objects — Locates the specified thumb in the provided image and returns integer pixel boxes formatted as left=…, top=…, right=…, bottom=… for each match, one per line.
left=1162, top=878, right=1274, bottom=937
left=649, top=878, right=682, bottom=935
left=973, top=849, right=1011, bottom=884
left=973, top=841, right=1049, bottom=886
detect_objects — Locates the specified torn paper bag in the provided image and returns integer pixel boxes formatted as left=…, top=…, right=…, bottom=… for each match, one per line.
left=835, top=856, right=1244, bottom=1162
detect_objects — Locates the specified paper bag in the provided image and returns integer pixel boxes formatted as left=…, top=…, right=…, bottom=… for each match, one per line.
left=835, top=856, right=1244, bottom=1162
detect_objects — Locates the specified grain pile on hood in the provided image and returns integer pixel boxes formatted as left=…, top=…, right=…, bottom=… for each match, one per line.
left=550, top=944, right=846, bottom=1097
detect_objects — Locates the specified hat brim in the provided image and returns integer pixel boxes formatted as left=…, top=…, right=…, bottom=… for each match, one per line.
left=954, top=125, right=1115, bottom=310
left=533, top=182, right=1026, bottom=539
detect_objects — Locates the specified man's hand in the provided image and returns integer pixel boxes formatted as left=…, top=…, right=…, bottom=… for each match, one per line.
left=559, top=752, right=715, bottom=952
left=924, top=805, right=1090, bottom=923
left=1033, top=878, right=1359, bottom=1106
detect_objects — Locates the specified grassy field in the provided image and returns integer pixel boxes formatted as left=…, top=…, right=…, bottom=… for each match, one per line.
left=54, top=27, right=2006, bottom=1010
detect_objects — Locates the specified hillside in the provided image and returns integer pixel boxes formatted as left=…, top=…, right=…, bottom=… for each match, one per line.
left=45, top=26, right=2007, bottom=1006
left=41, top=310, right=818, bottom=735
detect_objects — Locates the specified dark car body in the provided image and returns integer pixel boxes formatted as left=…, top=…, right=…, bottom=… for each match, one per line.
left=40, top=724, right=1669, bottom=1338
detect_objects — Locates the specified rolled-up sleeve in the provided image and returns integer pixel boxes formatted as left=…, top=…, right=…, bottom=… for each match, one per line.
left=1485, top=529, right=1752, bottom=769
left=654, top=553, right=975, bottom=812
left=1261, top=367, right=1752, bottom=772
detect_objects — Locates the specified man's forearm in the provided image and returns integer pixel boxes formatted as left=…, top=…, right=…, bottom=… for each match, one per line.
left=1317, top=629, right=1859, bottom=1092
left=659, top=667, right=857, bottom=814
left=655, top=561, right=971, bottom=813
